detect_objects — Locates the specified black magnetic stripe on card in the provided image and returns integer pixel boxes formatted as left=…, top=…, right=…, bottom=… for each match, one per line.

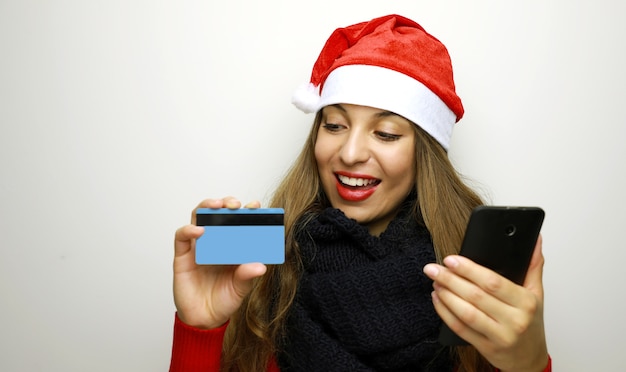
left=196, top=213, right=284, bottom=226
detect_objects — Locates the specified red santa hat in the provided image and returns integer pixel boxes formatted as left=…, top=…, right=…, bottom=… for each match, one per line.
left=292, top=14, right=464, bottom=150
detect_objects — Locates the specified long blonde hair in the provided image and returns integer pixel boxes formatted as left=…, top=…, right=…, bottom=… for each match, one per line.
left=221, top=112, right=491, bottom=371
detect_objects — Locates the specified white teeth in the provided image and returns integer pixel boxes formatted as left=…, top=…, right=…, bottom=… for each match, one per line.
left=338, top=175, right=377, bottom=187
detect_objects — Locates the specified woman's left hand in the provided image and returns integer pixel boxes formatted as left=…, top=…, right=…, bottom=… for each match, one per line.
left=423, top=235, right=549, bottom=372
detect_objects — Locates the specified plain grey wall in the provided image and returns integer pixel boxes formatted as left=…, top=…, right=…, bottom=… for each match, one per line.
left=1, top=0, right=624, bottom=370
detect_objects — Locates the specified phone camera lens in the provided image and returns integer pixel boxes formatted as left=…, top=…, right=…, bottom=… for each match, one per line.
left=505, top=224, right=516, bottom=236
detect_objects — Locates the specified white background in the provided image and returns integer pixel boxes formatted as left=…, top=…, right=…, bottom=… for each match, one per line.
left=1, top=1, right=624, bottom=371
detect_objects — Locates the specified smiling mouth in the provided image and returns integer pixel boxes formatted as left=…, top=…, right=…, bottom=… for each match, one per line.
left=336, top=174, right=381, bottom=187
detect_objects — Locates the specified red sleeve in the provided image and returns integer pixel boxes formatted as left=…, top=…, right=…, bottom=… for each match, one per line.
left=493, top=355, right=552, bottom=372
left=169, top=313, right=227, bottom=372
left=168, top=313, right=282, bottom=372
left=542, top=355, right=552, bottom=372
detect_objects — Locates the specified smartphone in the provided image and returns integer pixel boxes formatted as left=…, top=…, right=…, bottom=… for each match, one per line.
left=195, top=208, right=285, bottom=265
left=438, top=205, right=545, bottom=346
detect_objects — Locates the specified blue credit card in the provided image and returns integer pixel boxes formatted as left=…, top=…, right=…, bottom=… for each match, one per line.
left=195, top=208, right=285, bottom=264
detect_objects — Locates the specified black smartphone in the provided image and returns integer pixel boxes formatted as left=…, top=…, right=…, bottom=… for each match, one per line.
left=438, top=205, right=545, bottom=346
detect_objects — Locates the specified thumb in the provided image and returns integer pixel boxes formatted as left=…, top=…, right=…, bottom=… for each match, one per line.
left=523, top=234, right=545, bottom=300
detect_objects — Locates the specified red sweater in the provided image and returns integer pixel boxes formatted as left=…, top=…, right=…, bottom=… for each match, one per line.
left=169, top=313, right=551, bottom=372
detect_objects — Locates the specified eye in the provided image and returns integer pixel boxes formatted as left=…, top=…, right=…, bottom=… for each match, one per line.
left=322, top=123, right=344, bottom=132
left=375, top=131, right=401, bottom=141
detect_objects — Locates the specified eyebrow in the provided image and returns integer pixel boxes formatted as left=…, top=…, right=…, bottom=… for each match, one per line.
left=330, top=104, right=399, bottom=118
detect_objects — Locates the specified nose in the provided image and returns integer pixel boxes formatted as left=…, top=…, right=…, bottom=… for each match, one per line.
left=339, top=129, right=370, bottom=165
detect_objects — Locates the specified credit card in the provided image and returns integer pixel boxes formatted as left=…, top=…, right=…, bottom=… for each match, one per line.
left=195, top=208, right=285, bottom=264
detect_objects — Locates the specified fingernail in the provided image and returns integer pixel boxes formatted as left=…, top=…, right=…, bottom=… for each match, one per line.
left=444, top=256, right=459, bottom=268
left=423, top=264, right=439, bottom=277
left=431, top=291, right=440, bottom=304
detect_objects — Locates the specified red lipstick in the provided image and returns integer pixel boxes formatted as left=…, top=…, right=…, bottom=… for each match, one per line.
left=334, top=172, right=380, bottom=202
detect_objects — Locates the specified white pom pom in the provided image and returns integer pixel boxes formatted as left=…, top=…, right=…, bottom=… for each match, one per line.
left=291, top=82, right=321, bottom=113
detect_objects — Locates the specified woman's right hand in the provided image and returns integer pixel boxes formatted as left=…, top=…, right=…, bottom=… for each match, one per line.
left=173, top=197, right=268, bottom=329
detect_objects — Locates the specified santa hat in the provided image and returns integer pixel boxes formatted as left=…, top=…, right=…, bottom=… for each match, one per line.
left=292, top=14, right=464, bottom=150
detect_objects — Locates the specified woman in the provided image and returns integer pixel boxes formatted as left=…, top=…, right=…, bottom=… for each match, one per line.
left=170, top=14, right=551, bottom=372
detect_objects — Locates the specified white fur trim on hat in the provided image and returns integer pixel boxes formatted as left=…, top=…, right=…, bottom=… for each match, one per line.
left=317, top=65, right=456, bottom=150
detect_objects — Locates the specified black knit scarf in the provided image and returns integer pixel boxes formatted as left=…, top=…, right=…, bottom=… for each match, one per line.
left=277, top=202, right=453, bottom=371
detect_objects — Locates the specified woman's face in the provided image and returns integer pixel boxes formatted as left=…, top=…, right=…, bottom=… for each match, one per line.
left=315, top=104, right=417, bottom=236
